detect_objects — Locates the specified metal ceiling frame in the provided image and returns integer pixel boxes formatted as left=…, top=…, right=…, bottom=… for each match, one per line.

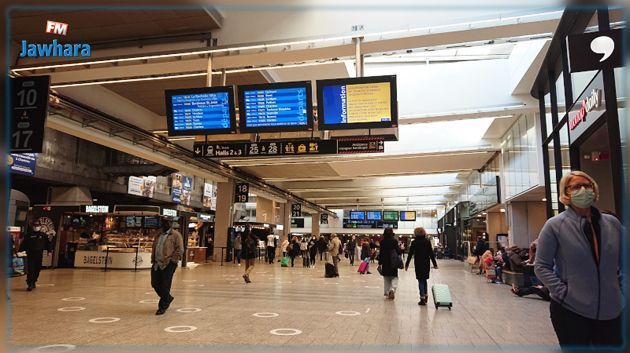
left=48, top=93, right=336, bottom=216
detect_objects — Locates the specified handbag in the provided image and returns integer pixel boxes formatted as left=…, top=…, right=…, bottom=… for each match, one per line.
left=467, top=256, right=479, bottom=265
left=390, top=250, right=404, bottom=270
left=377, top=264, right=383, bottom=275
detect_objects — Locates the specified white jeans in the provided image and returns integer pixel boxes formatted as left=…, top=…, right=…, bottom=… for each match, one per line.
left=383, top=276, right=398, bottom=295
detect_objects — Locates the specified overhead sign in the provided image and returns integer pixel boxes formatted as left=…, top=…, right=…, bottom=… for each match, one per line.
left=194, top=139, right=338, bottom=158
left=7, top=153, right=37, bottom=176
left=82, top=205, right=110, bottom=213
left=337, top=137, right=385, bottom=154
left=11, top=76, right=50, bottom=153
left=568, top=29, right=623, bottom=73
left=235, top=183, right=249, bottom=203
left=291, top=203, right=302, bottom=217
left=162, top=208, right=178, bottom=217
left=569, top=71, right=605, bottom=144
left=320, top=213, right=328, bottom=225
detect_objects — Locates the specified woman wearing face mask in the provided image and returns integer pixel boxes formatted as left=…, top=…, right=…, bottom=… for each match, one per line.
left=535, top=171, right=624, bottom=349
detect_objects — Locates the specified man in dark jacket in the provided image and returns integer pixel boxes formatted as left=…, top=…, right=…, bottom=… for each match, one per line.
left=346, top=236, right=357, bottom=266
left=19, top=221, right=51, bottom=291
left=151, top=217, right=184, bottom=315
left=242, top=230, right=258, bottom=283
left=405, top=227, right=438, bottom=306
left=475, top=236, right=488, bottom=274
left=377, top=228, right=401, bottom=299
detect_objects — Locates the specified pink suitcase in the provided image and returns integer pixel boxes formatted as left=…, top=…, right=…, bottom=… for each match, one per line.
left=357, top=261, right=369, bottom=274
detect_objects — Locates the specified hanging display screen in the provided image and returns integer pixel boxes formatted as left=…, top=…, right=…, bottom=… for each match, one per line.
left=383, top=211, right=399, bottom=221
left=349, top=211, right=366, bottom=220
left=400, top=211, right=416, bottom=221
left=366, top=211, right=382, bottom=220
left=317, top=75, right=397, bottom=130
left=165, top=86, right=236, bottom=136
left=238, top=81, right=313, bottom=132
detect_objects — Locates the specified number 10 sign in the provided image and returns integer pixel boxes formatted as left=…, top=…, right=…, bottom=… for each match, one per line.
left=11, top=76, right=50, bottom=153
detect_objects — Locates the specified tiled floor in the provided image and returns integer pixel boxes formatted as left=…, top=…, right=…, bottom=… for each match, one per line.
left=9, top=259, right=559, bottom=353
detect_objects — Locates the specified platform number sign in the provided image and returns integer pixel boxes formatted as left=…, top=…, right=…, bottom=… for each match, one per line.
left=320, top=213, right=328, bottom=225
left=291, top=203, right=302, bottom=217
left=11, top=76, right=50, bottom=153
left=234, top=183, right=249, bottom=203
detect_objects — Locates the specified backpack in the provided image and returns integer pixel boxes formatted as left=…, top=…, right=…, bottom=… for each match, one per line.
left=300, top=241, right=308, bottom=251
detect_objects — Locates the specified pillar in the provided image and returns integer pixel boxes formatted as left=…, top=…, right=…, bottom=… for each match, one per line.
left=486, top=211, right=508, bottom=250
left=213, top=179, right=235, bottom=262
left=507, top=201, right=548, bottom=248
left=311, top=213, right=320, bottom=237
left=256, top=196, right=274, bottom=223
left=279, top=202, right=291, bottom=244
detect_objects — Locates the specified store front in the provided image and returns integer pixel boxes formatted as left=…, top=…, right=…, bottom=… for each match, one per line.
left=531, top=7, right=625, bottom=218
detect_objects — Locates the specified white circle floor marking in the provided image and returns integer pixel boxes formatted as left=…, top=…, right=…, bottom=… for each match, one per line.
left=139, top=299, right=159, bottom=304
left=181, top=280, right=197, bottom=283
left=270, top=328, right=302, bottom=336
left=324, top=282, right=339, bottom=285
left=89, top=317, right=120, bottom=324
left=61, top=297, right=85, bottom=302
left=177, top=308, right=202, bottom=313
left=253, top=312, right=279, bottom=318
left=57, top=307, right=86, bottom=312
left=144, top=291, right=154, bottom=295
left=364, top=285, right=379, bottom=289
left=186, top=284, right=205, bottom=287
left=31, top=344, right=76, bottom=353
left=37, top=283, right=55, bottom=287
left=336, top=311, right=361, bottom=316
left=165, top=325, right=197, bottom=333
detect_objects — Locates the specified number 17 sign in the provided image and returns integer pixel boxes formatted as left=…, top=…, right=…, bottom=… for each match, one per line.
left=11, top=76, right=50, bottom=153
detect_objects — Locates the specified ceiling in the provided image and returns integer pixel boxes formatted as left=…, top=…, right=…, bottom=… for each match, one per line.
left=10, top=7, right=562, bottom=216
left=10, top=9, right=221, bottom=47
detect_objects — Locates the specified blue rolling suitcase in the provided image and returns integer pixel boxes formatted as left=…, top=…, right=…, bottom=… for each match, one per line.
left=431, top=284, right=453, bottom=310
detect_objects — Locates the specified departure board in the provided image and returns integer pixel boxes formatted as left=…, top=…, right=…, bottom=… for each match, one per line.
left=238, top=81, right=313, bottom=132
left=165, top=86, right=236, bottom=136
left=171, top=92, right=230, bottom=131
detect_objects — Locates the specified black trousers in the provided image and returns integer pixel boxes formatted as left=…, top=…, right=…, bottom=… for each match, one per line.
left=151, top=262, right=177, bottom=310
left=267, top=247, right=275, bottom=264
left=348, top=250, right=355, bottom=265
left=26, top=252, right=43, bottom=285
left=550, top=300, right=622, bottom=350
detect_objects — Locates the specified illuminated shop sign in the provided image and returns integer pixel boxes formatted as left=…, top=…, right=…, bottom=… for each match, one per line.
left=569, top=89, right=601, bottom=131
left=83, top=205, right=110, bottom=213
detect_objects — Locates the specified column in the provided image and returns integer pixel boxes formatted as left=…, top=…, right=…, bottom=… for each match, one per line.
left=311, top=213, right=320, bottom=237
left=279, top=202, right=291, bottom=244
left=507, top=201, right=548, bottom=248
left=486, top=211, right=508, bottom=250
left=213, top=179, right=235, bottom=262
left=256, top=196, right=274, bottom=223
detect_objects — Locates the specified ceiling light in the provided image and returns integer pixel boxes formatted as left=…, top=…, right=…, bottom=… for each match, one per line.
left=542, top=198, right=547, bottom=202
left=49, top=61, right=337, bottom=88
left=152, top=130, right=168, bottom=134
left=167, top=137, right=196, bottom=141
left=500, top=208, right=506, bottom=213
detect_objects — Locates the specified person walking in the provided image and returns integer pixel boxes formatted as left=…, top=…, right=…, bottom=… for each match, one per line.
left=328, top=234, right=342, bottom=277
left=300, top=237, right=309, bottom=267
left=281, top=238, right=289, bottom=258
left=290, top=238, right=300, bottom=267
left=378, top=228, right=401, bottom=300
left=151, top=217, right=183, bottom=315
left=535, top=171, right=623, bottom=349
left=346, top=235, right=357, bottom=266
left=242, top=229, right=258, bottom=283
left=308, top=236, right=318, bottom=267
left=234, top=233, right=242, bottom=265
left=19, top=221, right=51, bottom=291
left=405, top=227, right=438, bottom=305
left=266, top=232, right=276, bottom=264
left=474, top=236, right=488, bottom=274
left=317, top=235, right=327, bottom=261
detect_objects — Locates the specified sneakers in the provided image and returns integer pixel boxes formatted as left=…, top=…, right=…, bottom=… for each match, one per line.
left=388, top=289, right=395, bottom=300
left=26, top=285, right=34, bottom=292
left=242, top=274, right=251, bottom=283
left=418, top=296, right=428, bottom=305
left=155, top=308, right=166, bottom=315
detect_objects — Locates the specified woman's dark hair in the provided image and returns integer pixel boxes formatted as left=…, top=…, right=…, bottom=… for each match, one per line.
left=383, top=228, right=395, bottom=239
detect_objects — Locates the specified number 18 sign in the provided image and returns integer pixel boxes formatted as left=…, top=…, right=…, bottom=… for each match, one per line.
left=11, top=76, right=50, bottom=153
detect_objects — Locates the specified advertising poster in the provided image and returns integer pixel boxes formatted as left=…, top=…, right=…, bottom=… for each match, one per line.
left=202, top=182, right=217, bottom=210
left=128, top=176, right=156, bottom=198
left=172, top=173, right=193, bottom=205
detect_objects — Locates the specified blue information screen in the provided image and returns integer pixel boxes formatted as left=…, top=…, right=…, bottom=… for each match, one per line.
left=350, top=211, right=366, bottom=220
left=171, top=92, right=231, bottom=131
left=367, top=211, right=382, bottom=220
left=242, top=87, right=308, bottom=128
